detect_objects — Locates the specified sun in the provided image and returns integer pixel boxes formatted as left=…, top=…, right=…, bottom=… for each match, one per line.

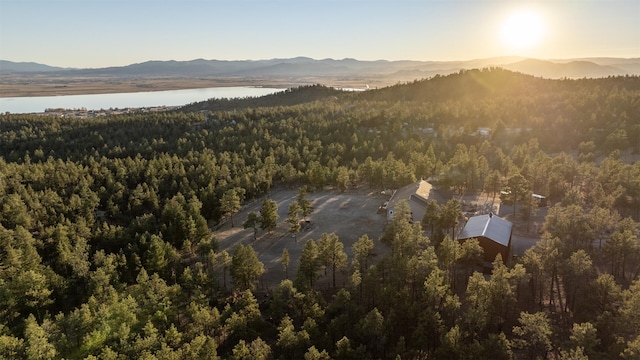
left=500, top=9, right=545, bottom=52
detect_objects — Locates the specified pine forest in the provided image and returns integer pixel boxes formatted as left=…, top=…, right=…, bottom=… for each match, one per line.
left=1, top=69, right=640, bottom=359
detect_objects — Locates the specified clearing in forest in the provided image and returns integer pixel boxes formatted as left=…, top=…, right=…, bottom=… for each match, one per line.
left=212, top=185, right=542, bottom=291
left=213, top=187, right=389, bottom=290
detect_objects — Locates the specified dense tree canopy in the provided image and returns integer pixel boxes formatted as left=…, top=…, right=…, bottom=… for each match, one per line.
left=0, top=70, right=639, bottom=358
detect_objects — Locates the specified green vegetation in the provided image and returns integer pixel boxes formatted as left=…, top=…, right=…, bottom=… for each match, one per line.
left=1, top=69, right=640, bottom=359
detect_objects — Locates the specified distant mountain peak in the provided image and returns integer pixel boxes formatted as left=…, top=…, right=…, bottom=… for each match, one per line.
left=1, top=57, right=638, bottom=79
left=0, top=60, right=67, bottom=73
left=503, top=58, right=628, bottom=78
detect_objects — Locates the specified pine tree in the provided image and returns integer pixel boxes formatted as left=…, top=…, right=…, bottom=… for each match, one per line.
left=285, top=202, right=302, bottom=242
left=297, top=187, right=313, bottom=222
left=243, top=211, right=259, bottom=241
left=296, top=240, right=320, bottom=290
left=259, top=199, right=279, bottom=233
left=221, top=187, right=245, bottom=227
left=318, top=233, right=348, bottom=288
left=230, top=244, right=265, bottom=291
left=282, top=248, right=291, bottom=279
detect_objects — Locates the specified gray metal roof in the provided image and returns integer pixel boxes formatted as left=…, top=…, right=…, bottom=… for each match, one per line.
left=458, top=214, right=512, bottom=247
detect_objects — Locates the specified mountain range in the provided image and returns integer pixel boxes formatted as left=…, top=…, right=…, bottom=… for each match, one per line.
left=2, top=57, right=639, bottom=80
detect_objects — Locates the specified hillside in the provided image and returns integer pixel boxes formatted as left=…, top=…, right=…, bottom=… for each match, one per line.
left=2, top=57, right=640, bottom=98
left=181, top=68, right=640, bottom=113
left=503, top=59, right=627, bottom=78
left=179, top=84, right=343, bottom=112
left=0, top=60, right=67, bottom=73
left=3, top=56, right=639, bottom=98
left=3, top=57, right=638, bottom=79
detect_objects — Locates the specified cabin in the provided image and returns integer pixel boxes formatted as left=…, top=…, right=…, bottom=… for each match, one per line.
left=385, top=180, right=435, bottom=223
left=532, top=193, right=547, bottom=207
left=457, top=213, right=513, bottom=268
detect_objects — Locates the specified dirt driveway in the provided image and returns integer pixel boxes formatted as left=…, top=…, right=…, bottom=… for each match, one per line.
left=213, top=187, right=389, bottom=290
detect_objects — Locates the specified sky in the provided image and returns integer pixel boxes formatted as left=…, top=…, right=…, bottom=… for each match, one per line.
left=1, top=0, right=638, bottom=68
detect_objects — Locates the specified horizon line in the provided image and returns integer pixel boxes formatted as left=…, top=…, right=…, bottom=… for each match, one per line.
left=2, top=55, right=640, bottom=70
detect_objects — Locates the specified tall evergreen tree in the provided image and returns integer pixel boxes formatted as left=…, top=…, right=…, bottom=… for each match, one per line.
left=422, top=199, right=441, bottom=238
left=297, top=187, right=313, bottom=222
left=439, top=199, right=461, bottom=239
left=285, top=202, right=302, bottom=242
left=318, top=233, right=348, bottom=288
left=259, top=199, right=279, bottom=233
left=243, top=211, right=260, bottom=241
left=221, top=187, right=245, bottom=227
left=282, top=248, right=290, bottom=279
left=296, top=240, right=320, bottom=290
left=230, top=244, right=265, bottom=291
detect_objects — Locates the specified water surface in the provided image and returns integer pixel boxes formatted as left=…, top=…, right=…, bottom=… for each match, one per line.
left=0, top=86, right=285, bottom=114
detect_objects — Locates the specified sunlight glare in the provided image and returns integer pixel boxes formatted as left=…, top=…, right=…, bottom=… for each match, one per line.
left=501, top=9, right=545, bottom=51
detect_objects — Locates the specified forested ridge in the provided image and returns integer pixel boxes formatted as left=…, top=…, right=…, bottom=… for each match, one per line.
left=1, top=68, right=640, bottom=359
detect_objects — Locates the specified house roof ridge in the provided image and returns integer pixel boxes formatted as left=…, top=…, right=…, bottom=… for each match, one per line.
left=481, top=215, right=491, bottom=236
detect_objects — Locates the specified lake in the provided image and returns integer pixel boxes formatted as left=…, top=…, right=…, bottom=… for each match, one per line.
left=0, top=86, right=286, bottom=114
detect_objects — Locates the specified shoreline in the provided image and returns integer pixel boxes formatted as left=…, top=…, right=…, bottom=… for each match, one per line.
left=0, top=77, right=299, bottom=98
left=0, top=75, right=394, bottom=98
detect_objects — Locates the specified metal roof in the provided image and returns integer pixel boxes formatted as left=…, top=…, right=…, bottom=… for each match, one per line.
left=458, top=214, right=512, bottom=247
left=387, top=180, right=434, bottom=222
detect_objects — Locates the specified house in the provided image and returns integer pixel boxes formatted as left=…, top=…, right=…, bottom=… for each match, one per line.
left=457, top=213, right=513, bottom=268
left=532, top=193, right=547, bottom=207
left=386, top=180, right=435, bottom=223
left=477, top=127, right=491, bottom=137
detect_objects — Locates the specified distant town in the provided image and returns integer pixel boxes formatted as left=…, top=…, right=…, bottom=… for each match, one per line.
left=38, top=105, right=177, bottom=118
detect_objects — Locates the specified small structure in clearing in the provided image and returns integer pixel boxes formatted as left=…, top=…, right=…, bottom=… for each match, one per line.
left=385, top=180, right=435, bottom=223
left=457, top=213, right=513, bottom=268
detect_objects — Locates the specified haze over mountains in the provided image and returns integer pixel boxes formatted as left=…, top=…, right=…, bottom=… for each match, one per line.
left=2, top=56, right=639, bottom=80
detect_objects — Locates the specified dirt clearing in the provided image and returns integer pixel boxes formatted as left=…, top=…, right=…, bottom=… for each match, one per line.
left=213, top=187, right=389, bottom=290
left=212, top=185, right=542, bottom=291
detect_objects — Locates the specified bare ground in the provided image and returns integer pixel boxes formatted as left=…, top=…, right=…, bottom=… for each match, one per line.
left=0, top=76, right=293, bottom=98
left=213, top=186, right=543, bottom=291
left=212, top=186, right=389, bottom=291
